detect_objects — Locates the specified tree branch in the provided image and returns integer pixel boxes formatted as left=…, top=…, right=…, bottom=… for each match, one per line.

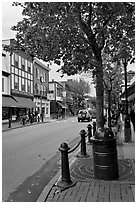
left=99, top=16, right=112, bottom=50
left=87, top=3, right=92, bottom=27
left=99, top=31, right=105, bottom=51
left=74, top=5, right=101, bottom=61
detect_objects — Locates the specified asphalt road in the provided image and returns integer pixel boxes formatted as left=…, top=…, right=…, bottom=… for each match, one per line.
left=2, top=117, right=89, bottom=201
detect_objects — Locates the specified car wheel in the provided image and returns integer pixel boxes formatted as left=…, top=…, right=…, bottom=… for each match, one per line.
left=78, top=119, right=80, bottom=122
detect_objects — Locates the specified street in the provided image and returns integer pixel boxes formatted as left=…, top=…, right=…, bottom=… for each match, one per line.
left=2, top=117, right=89, bottom=201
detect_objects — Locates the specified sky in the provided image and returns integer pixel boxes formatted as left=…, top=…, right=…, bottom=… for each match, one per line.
left=1, top=1, right=135, bottom=97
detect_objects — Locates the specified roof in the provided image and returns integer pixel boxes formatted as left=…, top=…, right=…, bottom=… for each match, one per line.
left=33, top=57, right=50, bottom=71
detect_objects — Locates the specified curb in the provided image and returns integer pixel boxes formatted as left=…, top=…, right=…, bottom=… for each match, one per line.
left=36, top=142, right=81, bottom=202
left=37, top=171, right=61, bottom=202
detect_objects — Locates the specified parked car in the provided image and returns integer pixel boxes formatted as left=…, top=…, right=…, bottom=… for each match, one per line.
left=77, top=109, right=92, bottom=122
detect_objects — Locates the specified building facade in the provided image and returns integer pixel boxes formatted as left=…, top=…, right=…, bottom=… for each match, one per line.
left=47, top=80, right=67, bottom=117
left=2, top=39, right=37, bottom=122
left=2, top=50, right=19, bottom=122
left=60, top=81, right=75, bottom=115
left=33, top=58, right=50, bottom=118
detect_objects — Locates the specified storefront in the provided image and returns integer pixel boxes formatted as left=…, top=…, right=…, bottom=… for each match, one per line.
left=33, top=98, right=50, bottom=118
left=2, top=95, right=37, bottom=122
left=50, top=101, right=67, bottom=117
left=2, top=95, right=19, bottom=122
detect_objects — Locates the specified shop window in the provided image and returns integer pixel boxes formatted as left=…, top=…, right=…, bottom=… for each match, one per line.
left=2, top=107, right=9, bottom=120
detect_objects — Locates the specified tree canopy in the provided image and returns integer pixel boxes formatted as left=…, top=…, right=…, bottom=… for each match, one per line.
left=12, top=2, right=134, bottom=71
left=11, top=2, right=135, bottom=129
left=66, top=79, right=91, bottom=110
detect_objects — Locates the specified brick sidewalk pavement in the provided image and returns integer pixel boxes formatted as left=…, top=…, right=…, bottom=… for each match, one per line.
left=37, top=139, right=135, bottom=202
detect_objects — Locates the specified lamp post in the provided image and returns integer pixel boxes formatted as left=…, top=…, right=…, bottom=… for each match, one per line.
left=122, top=58, right=131, bottom=142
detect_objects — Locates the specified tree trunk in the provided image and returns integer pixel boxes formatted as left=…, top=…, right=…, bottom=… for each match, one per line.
left=108, top=90, right=111, bottom=129
left=95, top=60, right=104, bottom=129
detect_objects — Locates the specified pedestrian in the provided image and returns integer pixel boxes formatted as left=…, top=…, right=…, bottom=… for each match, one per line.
left=22, top=115, right=26, bottom=125
left=37, top=113, right=40, bottom=122
left=41, top=113, right=43, bottom=122
left=130, top=106, right=135, bottom=132
left=30, top=113, right=33, bottom=124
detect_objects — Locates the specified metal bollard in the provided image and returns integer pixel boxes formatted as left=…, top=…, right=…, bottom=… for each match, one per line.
left=87, top=124, right=92, bottom=145
left=77, top=129, right=89, bottom=158
left=57, top=143, right=76, bottom=188
left=93, top=121, right=96, bottom=136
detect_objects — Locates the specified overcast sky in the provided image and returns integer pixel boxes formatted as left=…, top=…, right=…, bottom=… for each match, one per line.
left=2, top=1, right=135, bottom=97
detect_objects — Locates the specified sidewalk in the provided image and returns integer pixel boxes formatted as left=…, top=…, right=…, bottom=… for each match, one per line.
left=2, top=115, right=74, bottom=132
left=2, top=117, right=57, bottom=132
left=37, top=132, right=135, bottom=202
left=3, top=117, right=135, bottom=202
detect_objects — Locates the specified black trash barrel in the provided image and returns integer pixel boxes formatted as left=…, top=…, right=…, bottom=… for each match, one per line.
left=92, top=137, right=119, bottom=180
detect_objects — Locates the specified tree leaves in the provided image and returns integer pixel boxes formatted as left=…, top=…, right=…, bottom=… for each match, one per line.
left=11, top=2, right=134, bottom=76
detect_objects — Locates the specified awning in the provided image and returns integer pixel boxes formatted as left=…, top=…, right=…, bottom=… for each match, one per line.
left=2, top=95, right=19, bottom=107
left=14, top=96, right=37, bottom=108
left=128, top=93, right=135, bottom=101
left=120, top=83, right=135, bottom=99
left=57, top=101, right=67, bottom=109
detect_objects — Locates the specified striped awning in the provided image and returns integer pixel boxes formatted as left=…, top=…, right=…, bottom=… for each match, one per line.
left=2, top=95, right=19, bottom=107
left=14, top=96, right=37, bottom=108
